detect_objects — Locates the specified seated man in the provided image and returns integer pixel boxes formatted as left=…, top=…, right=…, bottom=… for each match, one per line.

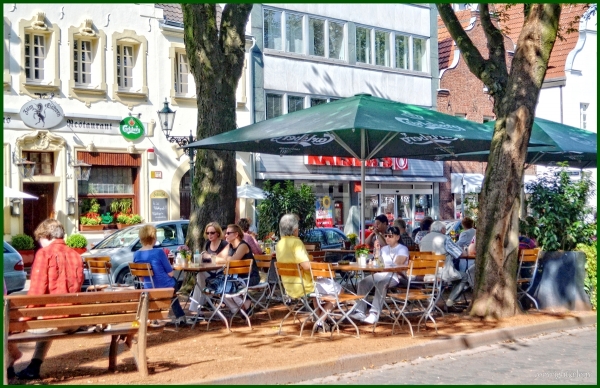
left=419, top=221, right=468, bottom=308
left=275, top=214, right=341, bottom=332
left=365, top=214, right=389, bottom=249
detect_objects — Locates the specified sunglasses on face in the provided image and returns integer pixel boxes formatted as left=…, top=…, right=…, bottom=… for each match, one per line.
left=225, top=231, right=236, bottom=235
left=206, top=231, right=217, bottom=235
left=384, top=234, right=398, bottom=238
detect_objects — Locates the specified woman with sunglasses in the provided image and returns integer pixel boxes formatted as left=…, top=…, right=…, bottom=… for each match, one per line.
left=189, top=222, right=229, bottom=315
left=351, top=226, right=409, bottom=325
left=213, top=224, right=260, bottom=315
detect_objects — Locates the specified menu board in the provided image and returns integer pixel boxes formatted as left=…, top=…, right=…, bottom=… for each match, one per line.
left=150, top=190, right=169, bottom=221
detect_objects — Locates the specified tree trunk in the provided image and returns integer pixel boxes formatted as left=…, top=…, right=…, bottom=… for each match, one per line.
left=437, top=4, right=561, bottom=318
left=181, top=4, right=253, bottom=251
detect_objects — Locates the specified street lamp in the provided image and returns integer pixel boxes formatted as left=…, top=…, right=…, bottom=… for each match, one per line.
left=68, top=151, right=92, bottom=181
left=12, top=152, right=35, bottom=179
left=157, top=98, right=177, bottom=139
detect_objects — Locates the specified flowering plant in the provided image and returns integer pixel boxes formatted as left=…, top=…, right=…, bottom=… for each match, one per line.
left=347, top=233, right=358, bottom=245
left=177, top=245, right=192, bottom=260
left=355, top=244, right=370, bottom=256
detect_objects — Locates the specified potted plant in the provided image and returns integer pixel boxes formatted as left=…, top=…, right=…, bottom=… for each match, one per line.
left=347, top=233, right=358, bottom=249
left=524, top=162, right=596, bottom=310
left=65, top=233, right=88, bottom=254
left=10, top=233, right=35, bottom=269
left=80, top=198, right=104, bottom=231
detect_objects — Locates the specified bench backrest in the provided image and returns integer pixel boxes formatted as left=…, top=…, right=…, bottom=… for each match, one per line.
left=4, top=288, right=174, bottom=332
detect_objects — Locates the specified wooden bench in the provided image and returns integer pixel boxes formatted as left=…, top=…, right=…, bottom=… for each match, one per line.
left=3, top=288, right=174, bottom=383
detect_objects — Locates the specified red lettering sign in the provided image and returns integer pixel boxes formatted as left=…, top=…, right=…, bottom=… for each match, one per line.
left=306, top=156, right=408, bottom=170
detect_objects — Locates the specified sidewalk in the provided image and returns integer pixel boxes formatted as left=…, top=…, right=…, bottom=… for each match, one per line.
left=9, top=307, right=596, bottom=385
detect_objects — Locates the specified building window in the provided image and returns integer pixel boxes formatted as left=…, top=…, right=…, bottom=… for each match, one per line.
left=310, top=97, right=327, bottom=107
left=286, top=13, right=303, bottom=54
left=395, top=34, right=408, bottom=70
left=329, top=21, right=345, bottom=60
left=412, top=37, right=427, bottom=72
left=374, top=30, right=389, bottom=67
left=73, top=40, right=92, bottom=85
left=356, top=27, right=371, bottom=64
left=24, top=33, right=45, bottom=81
left=116, top=44, right=134, bottom=90
left=22, top=151, right=53, bottom=176
left=264, top=9, right=282, bottom=50
left=580, top=103, right=588, bottom=129
left=266, top=93, right=283, bottom=119
left=175, top=52, right=189, bottom=95
left=309, top=17, right=325, bottom=57
left=288, top=95, right=305, bottom=113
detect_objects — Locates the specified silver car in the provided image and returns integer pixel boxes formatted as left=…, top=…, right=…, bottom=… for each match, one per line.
left=3, top=241, right=27, bottom=294
left=81, top=220, right=189, bottom=288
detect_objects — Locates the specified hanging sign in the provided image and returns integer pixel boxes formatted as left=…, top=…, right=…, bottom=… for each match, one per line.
left=119, top=116, right=145, bottom=140
left=315, top=196, right=334, bottom=228
left=19, top=99, right=64, bottom=129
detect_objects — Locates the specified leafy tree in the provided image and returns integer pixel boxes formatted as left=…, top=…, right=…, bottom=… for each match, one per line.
left=256, top=181, right=316, bottom=240
left=438, top=4, right=565, bottom=318
left=181, top=4, right=253, bottom=252
left=525, top=163, right=595, bottom=251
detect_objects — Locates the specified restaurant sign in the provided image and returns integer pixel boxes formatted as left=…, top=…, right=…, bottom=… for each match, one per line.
left=19, top=99, right=64, bottom=129
left=119, top=116, right=145, bottom=140
left=305, top=156, right=408, bottom=170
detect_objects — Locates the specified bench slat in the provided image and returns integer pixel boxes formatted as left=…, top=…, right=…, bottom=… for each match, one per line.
left=9, top=300, right=172, bottom=319
left=9, top=311, right=168, bottom=332
left=6, top=288, right=174, bottom=307
left=7, top=323, right=164, bottom=344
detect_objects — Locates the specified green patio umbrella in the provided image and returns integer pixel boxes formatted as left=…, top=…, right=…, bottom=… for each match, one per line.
left=183, top=94, right=549, bottom=242
left=433, top=118, right=597, bottom=169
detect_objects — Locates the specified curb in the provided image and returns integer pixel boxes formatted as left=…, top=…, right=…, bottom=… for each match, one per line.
left=200, top=314, right=597, bottom=385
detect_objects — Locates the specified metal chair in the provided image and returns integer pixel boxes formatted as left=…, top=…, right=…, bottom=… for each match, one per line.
left=274, top=262, right=317, bottom=336
left=517, top=248, right=541, bottom=310
left=84, top=257, right=113, bottom=292
left=246, top=254, right=273, bottom=319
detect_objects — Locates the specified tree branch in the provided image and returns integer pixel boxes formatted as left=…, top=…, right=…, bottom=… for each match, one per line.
left=479, top=4, right=508, bottom=80
left=219, top=4, right=253, bottom=80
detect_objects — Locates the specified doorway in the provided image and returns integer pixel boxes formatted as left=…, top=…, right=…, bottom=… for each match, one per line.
left=179, top=170, right=191, bottom=220
left=23, top=183, right=55, bottom=237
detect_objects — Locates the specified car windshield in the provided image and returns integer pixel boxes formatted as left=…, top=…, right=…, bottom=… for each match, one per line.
left=94, top=226, right=143, bottom=249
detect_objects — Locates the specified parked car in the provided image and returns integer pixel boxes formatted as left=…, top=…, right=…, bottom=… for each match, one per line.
left=304, top=227, right=349, bottom=250
left=81, top=220, right=189, bottom=288
left=3, top=241, right=27, bottom=294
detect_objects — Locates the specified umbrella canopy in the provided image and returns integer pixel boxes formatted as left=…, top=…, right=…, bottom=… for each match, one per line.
left=3, top=186, right=38, bottom=199
left=237, top=183, right=266, bottom=200
left=435, top=118, right=597, bottom=168
left=183, top=94, right=549, bottom=242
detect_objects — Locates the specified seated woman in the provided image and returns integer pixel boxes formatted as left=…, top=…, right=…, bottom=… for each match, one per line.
left=133, top=225, right=187, bottom=325
left=275, top=214, right=342, bottom=332
left=351, top=226, right=409, bottom=324
left=238, top=218, right=263, bottom=255
left=210, top=224, right=260, bottom=315
left=189, top=222, right=229, bottom=314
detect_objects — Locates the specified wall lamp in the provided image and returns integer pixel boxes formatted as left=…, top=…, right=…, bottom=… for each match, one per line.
left=10, top=198, right=21, bottom=216
left=12, top=151, right=35, bottom=179
left=68, top=151, right=92, bottom=181
left=66, top=196, right=76, bottom=215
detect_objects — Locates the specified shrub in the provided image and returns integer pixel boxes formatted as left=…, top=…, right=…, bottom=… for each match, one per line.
left=116, top=214, right=130, bottom=224
left=578, top=243, right=597, bottom=310
left=129, top=214, right=142, bottom=224
left=10, top=234, right=35, bottom=250
left=80, top=216, right=101, bottom=226
left=65, top=234, right=88, bottom=249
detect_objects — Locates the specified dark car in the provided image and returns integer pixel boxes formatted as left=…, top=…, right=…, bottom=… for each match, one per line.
left=304, top=227, right=348, bottom=250
left=3, top=241, right=27, bottom=293
left=81, top=220, right=189, bottom=288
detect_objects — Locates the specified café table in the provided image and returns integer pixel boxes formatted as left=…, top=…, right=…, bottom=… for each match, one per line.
left=173, top=262, right=225, bottom=312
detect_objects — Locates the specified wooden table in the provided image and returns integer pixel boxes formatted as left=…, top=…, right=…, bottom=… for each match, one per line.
left=333, top=263, right=407, bottom=273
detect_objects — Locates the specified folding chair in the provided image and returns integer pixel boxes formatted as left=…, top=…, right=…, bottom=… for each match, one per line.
left=84, top=257, right=113, bottom=292
left=517, top=248, right=541, bottom=310
left=203, top=259, right=253, bottom=332
left=388, top=259, right=443, bottom=337
left=274, top=262, right=317, bottom=336
left=246, top=254, right=273, bottom=319
left=304, top=242, right=321, bottom=251
left=309, top=250, right=327, bottom=262
left=309, top=262, right=365, bottom=338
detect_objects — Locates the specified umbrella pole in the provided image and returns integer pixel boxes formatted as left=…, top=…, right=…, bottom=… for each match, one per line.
left=360, top=129, right=366, bottom=244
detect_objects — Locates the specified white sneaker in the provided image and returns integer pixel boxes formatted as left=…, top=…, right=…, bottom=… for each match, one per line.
left=363, top=312, right=379, bottom=324
left=446, top=299, right=455, bottom=307
left=350, top=311, right=367, bottom=321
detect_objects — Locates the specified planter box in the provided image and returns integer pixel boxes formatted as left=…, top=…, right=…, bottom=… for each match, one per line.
left=18, top=249, right=35, bottom=269
left=117, top=223, right=128, bottom=229
left=529, top=251, right=592, bottom=311
left=80, top=225, right=104, bottom=232
left=71, top=247, right=87, bottom=255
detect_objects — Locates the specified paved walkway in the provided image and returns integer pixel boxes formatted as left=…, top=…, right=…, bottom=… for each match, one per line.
left=295, top=326, right=597, bottom=385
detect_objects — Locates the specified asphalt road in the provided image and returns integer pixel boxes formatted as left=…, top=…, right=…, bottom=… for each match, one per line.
left=295, top=326, right=597, bottom=385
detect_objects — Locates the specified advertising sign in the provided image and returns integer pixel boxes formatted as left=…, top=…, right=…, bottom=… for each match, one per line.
left=19, top=99, right=64, bottom=129
left=119, top=116, right=145, bottom=140
left=305, top=156, right=408, bottom=170
left=315, top=195, right=334, bottom=228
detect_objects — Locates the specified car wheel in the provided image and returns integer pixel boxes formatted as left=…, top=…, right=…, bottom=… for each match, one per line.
left=116, top=268, right=137, bottom=288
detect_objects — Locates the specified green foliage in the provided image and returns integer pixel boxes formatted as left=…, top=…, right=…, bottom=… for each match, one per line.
left=65, top=233, right=88, bottom=249
left=80, top=216, right=100, bottom=226
left=577, top=243, right=597, bottom=310
left=463, top=193, right=479, bottom=222
left=81, top=198, right=100, bottom=214
left=116, top=214, right=142, bottom=225
left=110, top=198, right=132, bottom=214
left=256, top=181, right=316, bottom=240
left=10, top=234, right=34, bottom=250
left=129, top=214, right=142, bottom=225
left=116, top=214, right=130, bottom=224
left=525, top=163, right=596, bottom=251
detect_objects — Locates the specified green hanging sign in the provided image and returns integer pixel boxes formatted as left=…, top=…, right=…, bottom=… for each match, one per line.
left=119, top=116, right=145, bottom=140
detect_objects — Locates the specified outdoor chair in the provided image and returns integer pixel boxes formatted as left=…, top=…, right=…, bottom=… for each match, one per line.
left=304, top=242, right=321, bottom=251
left=516, top=248, right=541, bottom=310
left=84, top=256, right=113, bottom=292
left=308, top=250, right=327, bottom=262
left=247, top=254, right=273, bottom=320
left=274, top=262, right=317, bottom=336
left=202, top=259, right=254, bottom=332
left=308, top=262, right=365, bottom=338
left=388, top=259, right=443, bottom=337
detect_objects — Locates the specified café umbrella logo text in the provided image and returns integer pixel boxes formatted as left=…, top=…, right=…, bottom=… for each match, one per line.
left=119, top=116, right=145, bottom=140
